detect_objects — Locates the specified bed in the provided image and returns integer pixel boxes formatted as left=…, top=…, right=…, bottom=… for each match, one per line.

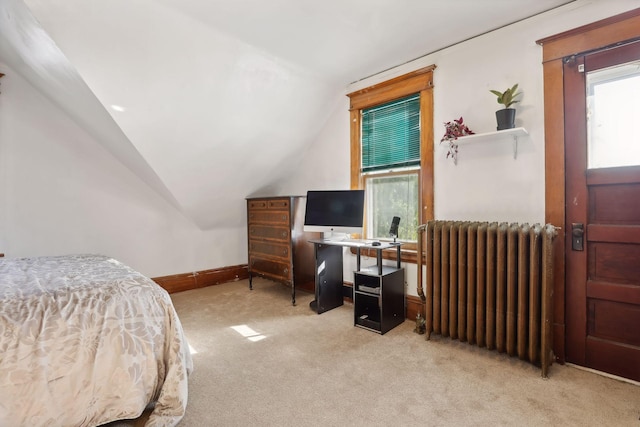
left=0, top=254, right=194, bottom=427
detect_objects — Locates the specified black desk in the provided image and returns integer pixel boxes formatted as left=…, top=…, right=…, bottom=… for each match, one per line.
left=308, top=239, right=402, bottom=314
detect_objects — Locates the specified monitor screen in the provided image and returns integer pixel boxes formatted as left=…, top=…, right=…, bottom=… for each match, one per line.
left=304, top=190, right=365, bottom=234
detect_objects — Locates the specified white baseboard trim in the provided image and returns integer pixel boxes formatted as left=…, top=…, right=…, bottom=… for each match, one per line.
left=566, top=363, right=640, bottom=387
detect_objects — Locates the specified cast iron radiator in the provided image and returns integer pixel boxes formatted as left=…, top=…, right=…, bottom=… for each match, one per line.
left=416, top=221, right=557, bottom=377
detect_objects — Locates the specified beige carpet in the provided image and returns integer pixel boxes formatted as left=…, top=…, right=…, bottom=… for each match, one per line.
left=118, top=278, right=640, bottom=426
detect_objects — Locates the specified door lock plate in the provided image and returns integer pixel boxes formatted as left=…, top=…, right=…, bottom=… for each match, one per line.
left=572, top=223, right=584, bottom=251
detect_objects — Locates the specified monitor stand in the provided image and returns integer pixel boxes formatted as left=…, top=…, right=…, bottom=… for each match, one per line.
left=322, top=230, right=347, bottom=241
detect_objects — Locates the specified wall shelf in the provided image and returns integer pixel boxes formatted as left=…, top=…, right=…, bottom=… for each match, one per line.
left=456, top=127, right=528, bottom=159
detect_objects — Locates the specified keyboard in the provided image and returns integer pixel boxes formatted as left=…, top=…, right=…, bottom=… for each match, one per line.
left=328, top=238, right=378, bottom=247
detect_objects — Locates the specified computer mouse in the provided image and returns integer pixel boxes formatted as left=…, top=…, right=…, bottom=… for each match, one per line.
left=372, top=241, right=381, bottom=246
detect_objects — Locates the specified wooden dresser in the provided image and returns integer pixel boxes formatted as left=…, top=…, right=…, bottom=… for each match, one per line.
left=246, top=196, right=318, bottom=305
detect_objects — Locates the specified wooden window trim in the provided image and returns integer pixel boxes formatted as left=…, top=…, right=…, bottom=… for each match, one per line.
left=347, top=65, right=436, bottom=263
left=536, top=7, right=640, bottom=364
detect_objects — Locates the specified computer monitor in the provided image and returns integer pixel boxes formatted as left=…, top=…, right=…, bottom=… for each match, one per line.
left=303, top=190, right=365, bottom=235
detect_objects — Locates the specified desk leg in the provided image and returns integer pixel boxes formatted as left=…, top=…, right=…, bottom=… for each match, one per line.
left=313, top=243, right=344, bottom=314
left=377, top=249, right=383, bottom=275
left=397, top=245, right=401, bottom=269
left=291, top=281, right=296, bottom=306
left=356, top=247, right=361, bottom=272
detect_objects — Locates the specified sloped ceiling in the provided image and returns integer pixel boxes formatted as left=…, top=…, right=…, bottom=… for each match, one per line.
left=1, top=0, right=575, bottom=229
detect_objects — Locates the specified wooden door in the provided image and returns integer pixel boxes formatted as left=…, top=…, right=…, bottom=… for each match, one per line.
left=565, top=41, right=640, bottom=381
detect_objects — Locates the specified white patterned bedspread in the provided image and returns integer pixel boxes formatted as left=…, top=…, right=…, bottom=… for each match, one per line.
left=0, top=254, right=193, bottom=427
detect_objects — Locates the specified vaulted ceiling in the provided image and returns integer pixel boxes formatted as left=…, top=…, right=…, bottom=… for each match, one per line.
left=0, top=0, right=575, bottom=229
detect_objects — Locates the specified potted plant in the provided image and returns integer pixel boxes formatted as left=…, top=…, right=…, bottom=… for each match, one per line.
left=440, top=117, right=475, bottom=164
left=489, top=83, right=521, bottom=130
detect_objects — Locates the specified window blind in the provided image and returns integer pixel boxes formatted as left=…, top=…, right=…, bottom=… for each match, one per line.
left=361, top=94, right=420, bottom=172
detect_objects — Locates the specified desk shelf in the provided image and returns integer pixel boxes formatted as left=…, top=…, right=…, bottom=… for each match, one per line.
left=354, top=266, right=405, bottom=334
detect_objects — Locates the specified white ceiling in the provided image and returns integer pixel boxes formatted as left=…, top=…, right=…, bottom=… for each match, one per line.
left=1, top=0, right=575, bottom=229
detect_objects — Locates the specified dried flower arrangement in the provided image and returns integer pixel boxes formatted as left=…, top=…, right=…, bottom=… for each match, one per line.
left=440, top=117, right=475, bottom=164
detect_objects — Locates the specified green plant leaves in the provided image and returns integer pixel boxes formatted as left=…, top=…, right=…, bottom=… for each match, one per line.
left=490, top=83, right=521, bottom=108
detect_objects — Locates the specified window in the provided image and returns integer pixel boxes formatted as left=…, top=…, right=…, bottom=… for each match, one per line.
left=365, top=172, right=419, bottom=241
left=361, top=94, right=420, bottom=241
left=347, top=65, right=435, bottom=253
left=586, top=60, right=640, bottom=169
left=361, top=94, right=420, bottom=173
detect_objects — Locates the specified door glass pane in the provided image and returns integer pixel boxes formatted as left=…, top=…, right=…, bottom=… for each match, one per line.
left=587, top=61, right=640, bottom=169
left=365, top=172, right=418, bottom=241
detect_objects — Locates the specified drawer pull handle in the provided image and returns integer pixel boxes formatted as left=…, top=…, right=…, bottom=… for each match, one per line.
left=283, top=268, right=289, bottom=274
left=282, top=232, right=287, bottom=237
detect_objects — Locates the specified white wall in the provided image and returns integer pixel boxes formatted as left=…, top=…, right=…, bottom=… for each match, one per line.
left=287, top=0, right=640, bottom=297
left=277, top=94, right=352, bottom=195
left=0, top=66, right=245, bottom=278
left=2, top=0, right=637, bottom=289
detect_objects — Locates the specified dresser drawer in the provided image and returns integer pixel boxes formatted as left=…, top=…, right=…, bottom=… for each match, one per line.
left=250, top=256, right=291, bottom=281
left=248, top=198, right=290, bottom=210
left=248, top=209, right=290, bottom=225
left=249, top=240, right=290, bottom=260
left=268, top=199, right=290, bottom=209
left=248, top=199, right=269, bottom=210
left=249, top=224, right=290, bottom=241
